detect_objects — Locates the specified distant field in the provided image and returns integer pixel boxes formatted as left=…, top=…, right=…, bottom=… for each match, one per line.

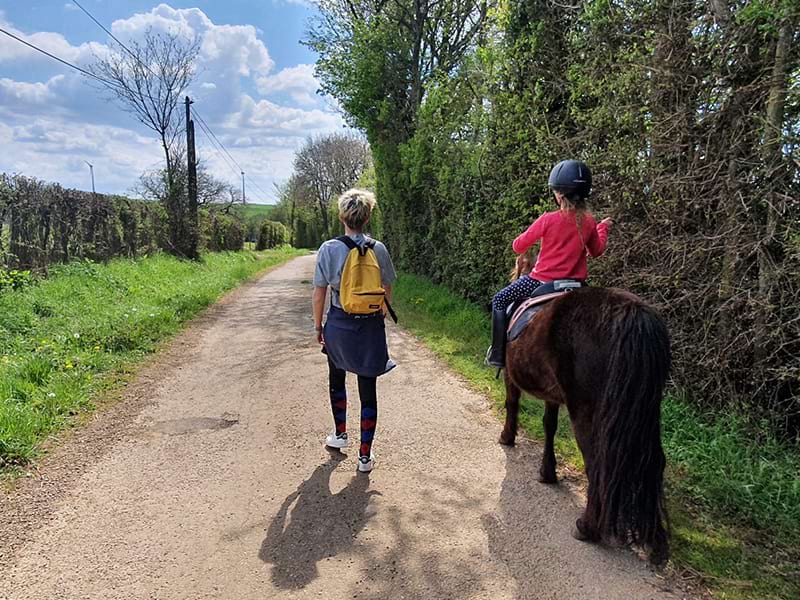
left=240, top=203, right=276, bottom=219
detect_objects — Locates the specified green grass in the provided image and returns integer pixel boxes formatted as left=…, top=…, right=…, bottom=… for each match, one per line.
left=0, top=247, right=305, bottom=471
left=239, top=203, right=276, bottom=219
left=393, top=272, right=800, bottom=600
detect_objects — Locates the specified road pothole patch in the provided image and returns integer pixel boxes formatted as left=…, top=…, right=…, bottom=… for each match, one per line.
left=149, top=413, right=240, bottom=435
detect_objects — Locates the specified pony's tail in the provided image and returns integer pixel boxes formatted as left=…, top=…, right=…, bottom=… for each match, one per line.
left=590, top=302, right=671, bottom=563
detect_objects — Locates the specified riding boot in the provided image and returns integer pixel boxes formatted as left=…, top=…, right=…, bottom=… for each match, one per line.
left=485, top=308, right=508, bottom=368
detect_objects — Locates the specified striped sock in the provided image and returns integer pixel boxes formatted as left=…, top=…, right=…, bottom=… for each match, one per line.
left=330, top=388, right=347, bottom=435
left=360, top=405, right=377, bottom=457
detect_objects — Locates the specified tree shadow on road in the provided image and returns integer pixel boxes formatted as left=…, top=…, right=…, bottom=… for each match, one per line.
left=259, top=453, right=380, bottom=590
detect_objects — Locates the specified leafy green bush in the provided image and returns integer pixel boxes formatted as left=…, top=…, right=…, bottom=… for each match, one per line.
left=256, top=220, right=288, bottom=250
left=0, top=268, right=32, bottom=292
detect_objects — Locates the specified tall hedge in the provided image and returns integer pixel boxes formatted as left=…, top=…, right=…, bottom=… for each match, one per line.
left=0, top=174, right=248, bottom=269
left=312, top=0, right=800, bottom=437
left=0, top=174, right=166, bottom=270
left=203, top=211, right=245, bottom=252
left=256, top=220, right=288, bottom=250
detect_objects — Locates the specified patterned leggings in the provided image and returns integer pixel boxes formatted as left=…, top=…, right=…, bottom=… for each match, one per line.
left=328, top=357, right=377, bottom=458
left=491, top=276, right=543, bottom=311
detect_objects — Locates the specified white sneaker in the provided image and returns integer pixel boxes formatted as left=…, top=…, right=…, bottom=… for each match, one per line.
left=357, top=454, right=374, bottom=473
left=325, top=431, right=348, bottom=449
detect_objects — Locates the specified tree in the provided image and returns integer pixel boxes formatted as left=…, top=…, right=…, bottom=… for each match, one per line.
left=293, top=133, right=370, bottom=238
left=305, top=0, right=490, bottom=266
left=307, top=0, right=489, bottom=137
left=134, top=161, right=242, bottom=210
left=91, top=29, right=200, bottom=258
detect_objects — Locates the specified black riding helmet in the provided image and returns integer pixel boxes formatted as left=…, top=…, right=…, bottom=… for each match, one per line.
left=548, top=160, right=592, bottom=199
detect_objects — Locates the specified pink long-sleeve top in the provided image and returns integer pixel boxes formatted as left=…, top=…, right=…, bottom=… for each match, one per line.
left=512, top=210, right=609, bottom=282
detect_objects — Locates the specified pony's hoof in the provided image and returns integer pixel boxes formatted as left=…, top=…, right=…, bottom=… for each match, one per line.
left=646, top=543, right=670, bottom=567
left=498, top=434, right=515, bottom=446
left=538, top=470, right=557, bottom=484
left=571, top=518, right=595, bottom=542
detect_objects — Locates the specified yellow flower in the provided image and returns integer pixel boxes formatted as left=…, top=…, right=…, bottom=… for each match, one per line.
left=65, top=362, right=74, bottom=370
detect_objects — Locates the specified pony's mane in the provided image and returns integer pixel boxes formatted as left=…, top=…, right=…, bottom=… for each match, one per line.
left=510, top=251, right=535, bottom=282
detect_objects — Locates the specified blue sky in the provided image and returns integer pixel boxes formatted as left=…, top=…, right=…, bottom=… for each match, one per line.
left=0, top=1, right=344, bottom=202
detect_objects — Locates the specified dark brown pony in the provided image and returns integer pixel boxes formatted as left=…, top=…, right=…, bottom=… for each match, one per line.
left=500, top=261, right=671, bottom=564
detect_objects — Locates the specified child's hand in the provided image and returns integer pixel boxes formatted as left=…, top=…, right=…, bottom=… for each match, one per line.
left=601, top=217, right=614, bottom=227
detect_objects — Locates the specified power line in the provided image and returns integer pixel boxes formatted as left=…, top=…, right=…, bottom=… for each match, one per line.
left=192, top=113, right=244, bottom=180
left=70, top=0, right=162, bottom=80
left=191, top=111, right=272, bottom=202
left=192, top=107, right=274, bottom=202
left=0, top=26, right=125, bottom=92
left=191, top=108, right=244, bottom=172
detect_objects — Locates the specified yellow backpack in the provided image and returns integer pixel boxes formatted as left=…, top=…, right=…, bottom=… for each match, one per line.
left=337, top=236, right=397, bottom=321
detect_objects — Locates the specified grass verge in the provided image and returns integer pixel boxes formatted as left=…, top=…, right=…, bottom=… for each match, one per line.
left=0, top=247, right=305, bottom=471
left=393, top=272, right=800, bottom=600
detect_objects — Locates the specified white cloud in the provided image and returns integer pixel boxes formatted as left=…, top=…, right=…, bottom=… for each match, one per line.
left=0, top=25, right=103, bottom=67
left=257, top=63, right=320, bottom=105
left=235, top=95, right=343, bottom=137
left=111, top=4, right=274, bottom=77
left=0, top=77, right=54, bottom=106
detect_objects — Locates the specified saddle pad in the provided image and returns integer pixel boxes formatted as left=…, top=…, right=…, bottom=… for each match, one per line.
left=507, top=292, right=566, bottom=342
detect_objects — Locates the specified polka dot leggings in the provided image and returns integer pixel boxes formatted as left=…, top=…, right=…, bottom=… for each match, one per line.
left=491, top=276, right=543, bottom=311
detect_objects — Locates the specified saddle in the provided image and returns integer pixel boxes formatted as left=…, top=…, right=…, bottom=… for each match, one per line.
left=506, top=280, right=584, bottom=342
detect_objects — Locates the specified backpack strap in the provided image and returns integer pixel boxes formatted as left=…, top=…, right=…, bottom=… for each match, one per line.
left=385, top=298, right=398, bottom=324
left=362, top=238, right=399, bottom=323
left=337, top=235, right=370, bottom=256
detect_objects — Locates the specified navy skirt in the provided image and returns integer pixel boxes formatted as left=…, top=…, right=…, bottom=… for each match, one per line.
left=323, top=305, right=396, bottom=378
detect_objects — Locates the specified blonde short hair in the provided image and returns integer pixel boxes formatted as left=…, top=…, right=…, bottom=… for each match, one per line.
left=338, top=188, right=376, bottom=230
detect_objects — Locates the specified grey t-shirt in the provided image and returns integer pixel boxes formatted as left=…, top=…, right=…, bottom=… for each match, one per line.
left=314, top=234, right=397, bottom=309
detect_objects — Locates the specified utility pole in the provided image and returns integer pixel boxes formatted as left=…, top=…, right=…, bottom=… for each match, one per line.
left=185, top=96, right=199, bottom=259
left=84, top=161, right=95, bottom=194
left=241, top=171, right=246, bottom=204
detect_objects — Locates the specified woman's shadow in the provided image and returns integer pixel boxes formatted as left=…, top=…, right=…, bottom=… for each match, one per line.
left=259, top=453, right=380, bottom=590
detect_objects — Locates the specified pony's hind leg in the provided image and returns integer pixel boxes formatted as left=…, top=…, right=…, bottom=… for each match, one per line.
left=538, top=402, right=559, bottom=484
left=570, top=408, right=601, bottom=543
left=499, top=373, right=521, bottom=446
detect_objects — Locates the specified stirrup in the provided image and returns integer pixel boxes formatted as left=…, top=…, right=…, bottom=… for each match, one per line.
left=484, top=347, right=505, bottom=369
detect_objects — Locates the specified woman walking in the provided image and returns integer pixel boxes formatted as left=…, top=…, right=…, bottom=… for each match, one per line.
left=312, top=189, right=397, bottom=473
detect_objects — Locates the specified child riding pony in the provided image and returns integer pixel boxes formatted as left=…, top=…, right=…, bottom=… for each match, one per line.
left=486, top=159, right=612, bottom=368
